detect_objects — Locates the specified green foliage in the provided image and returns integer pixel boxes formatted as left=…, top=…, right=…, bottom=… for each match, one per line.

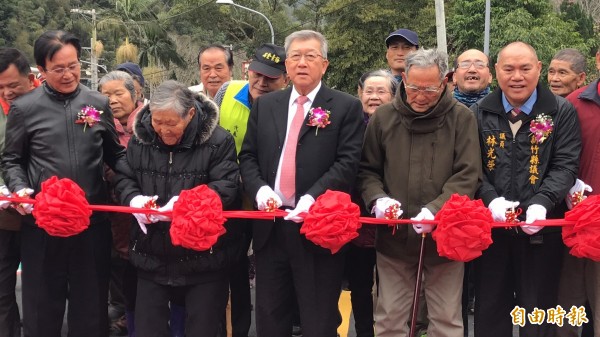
left=449, top=0, right=592, bottom=85
left=324, top=0, right=426, bottom=93
left=1, top=0, right=597, bottom=90
left=559, top=0, right=597, bottom=56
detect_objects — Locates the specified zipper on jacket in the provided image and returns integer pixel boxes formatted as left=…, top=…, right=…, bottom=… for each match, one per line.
left=510, top=137, right=519, bottom=234
left=165, top=151, right=174, bottom=284
left=65, top=99, right=79, bottom=183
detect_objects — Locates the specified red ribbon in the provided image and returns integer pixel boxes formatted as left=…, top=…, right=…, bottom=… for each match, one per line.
left=0, top=196, right=579, bottom=226
left=5, top=177, right=599, bottom=260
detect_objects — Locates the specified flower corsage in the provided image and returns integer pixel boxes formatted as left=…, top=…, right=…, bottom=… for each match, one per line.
left=529, top=114, right=553, bottom=144
left=306, top=107, right=331, bottom=135
left=75, top=105, right=103, bottom=131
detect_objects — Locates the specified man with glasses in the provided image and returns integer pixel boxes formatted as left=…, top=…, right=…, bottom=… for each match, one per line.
left=213, top=43, right=288, bottom=337
left=470, top=41, right=581, bottom=337
left=385, top=28, right=419, bottom=83
left=451, top=48, right=493, bottom=337
left=453, top=49, right=492, bottom=108
left=2, top=30, right=133, bottom=337
left=358, top=48, right=481, bottom=337
left=548, top=48, right=587, bottom=97
left=239, top=30, right=363, bottom=337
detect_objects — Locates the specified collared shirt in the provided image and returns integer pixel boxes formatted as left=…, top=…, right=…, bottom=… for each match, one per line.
left=274, top=82, right=322, bottom=207
left=502, top=89, right=538, bottom=115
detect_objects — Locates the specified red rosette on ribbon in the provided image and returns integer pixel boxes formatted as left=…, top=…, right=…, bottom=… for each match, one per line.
left=169, top=185, right=227, bottom=251
left=563, top=195, right=600, bottom=261
left=300, top=190, right=361, bottom=254
left=431, top=194, right=493, bottom=262
left=32, top=176, right=92, bottom=237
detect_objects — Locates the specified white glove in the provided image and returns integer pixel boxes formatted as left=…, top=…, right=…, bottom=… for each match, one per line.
left=129, top=195, right=159, bottom=234
left=14, top=188, right=34, bottom=215
left=372, top=197, right=403, bottom=219
left=256, top=185, right=282, bottom=211
left=488, top=197, right=520, bottom=222
left=566, top=179, right=593, bottom=209
left=284, top=194, right=315, bottom=223
left=411, top=207, right=435, bottom=234
left=0, top=185, right=11, bottom=210
left=155, top=196, right=179, bottom=222
left=523, top=204, right=546, bottom=235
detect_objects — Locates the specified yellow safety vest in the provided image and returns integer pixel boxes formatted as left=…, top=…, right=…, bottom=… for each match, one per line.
left=219, top=80, right=251, bottom=154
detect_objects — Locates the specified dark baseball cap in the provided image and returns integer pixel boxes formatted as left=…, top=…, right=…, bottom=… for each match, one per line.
left=248, top=43, right=286, bottom=78
left=115, top=62, right=145, bottom=87
left=385, top=29, right=419, bottom=48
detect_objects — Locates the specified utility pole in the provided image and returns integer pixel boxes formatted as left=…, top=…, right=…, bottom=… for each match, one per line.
left=434, top=0, right=447, bottom=54
left=484, top=0, right=491, bottom=55
left=70, top=8, right=98, bottom=90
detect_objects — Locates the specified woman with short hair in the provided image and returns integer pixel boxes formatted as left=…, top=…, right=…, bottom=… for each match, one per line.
left=116, top=80, right=241, bottom=337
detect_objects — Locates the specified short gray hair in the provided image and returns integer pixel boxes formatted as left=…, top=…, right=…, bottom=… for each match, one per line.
left=99, top=70, right=137, bottom=103
left=358, top=69, right=398, bottom=94
left=284, top=30, right=328, bottom=60
left=405, top=49, right=448, bottom=81
left=552, top=48, right=587, bottom=74
left=150, top=80, right=195, bottom=118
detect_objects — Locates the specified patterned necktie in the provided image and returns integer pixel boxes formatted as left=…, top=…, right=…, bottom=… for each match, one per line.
left=508, top=107, right=522, bottom=123
left=280, top=96, right=308, bottom=200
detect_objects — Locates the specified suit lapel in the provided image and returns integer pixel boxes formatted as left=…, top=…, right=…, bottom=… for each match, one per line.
left=272, top=88, right=293, bottom=145
left=298, top=86, right=333, bottom=140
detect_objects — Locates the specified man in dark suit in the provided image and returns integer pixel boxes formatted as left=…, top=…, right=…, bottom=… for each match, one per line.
left=239, top=29, right=364, bottom=337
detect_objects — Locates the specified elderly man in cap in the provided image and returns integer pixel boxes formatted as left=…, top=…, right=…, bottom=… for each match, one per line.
left=385, top=28, right=419, bottom=83
left=213, top=43, right=288, bottom=337
left=214, top=43, right=288, bottom=153
left=115, top=62, right=147, bottom=104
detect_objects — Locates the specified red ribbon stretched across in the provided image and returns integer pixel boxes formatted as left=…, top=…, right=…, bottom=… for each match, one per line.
left=1, top=178, right=595, bottom=261
left=0, top=196, right=578, bottom=226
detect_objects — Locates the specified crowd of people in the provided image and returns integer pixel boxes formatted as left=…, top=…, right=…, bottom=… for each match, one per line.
left=0, top=26, right=597, bottom=337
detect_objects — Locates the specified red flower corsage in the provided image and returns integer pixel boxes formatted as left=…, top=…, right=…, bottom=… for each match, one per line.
left=75, top=105, right=103, bottom=131
left=306, top=107, right=331, bottom=135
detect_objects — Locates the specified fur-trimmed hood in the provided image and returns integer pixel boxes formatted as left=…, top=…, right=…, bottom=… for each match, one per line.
left=133, top=91, right=219, bottom=147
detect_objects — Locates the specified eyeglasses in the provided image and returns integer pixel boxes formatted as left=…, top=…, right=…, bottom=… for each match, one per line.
left=45, top=63, right=81, bottom=76
left=457, top=60, right=487, bottom=69
left=287, top=52, right=323, bottom=62
left=363, top=89, right=391, bottom=96
left=404, top=82, right=443, bottom=95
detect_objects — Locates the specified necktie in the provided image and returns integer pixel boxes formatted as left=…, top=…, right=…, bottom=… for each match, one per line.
left=508, top=107, right=522, bottom=123
left=280, top=96, right=308, bottom=200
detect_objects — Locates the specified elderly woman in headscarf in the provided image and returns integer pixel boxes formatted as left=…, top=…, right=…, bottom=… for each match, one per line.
left=115, top=80, right=241, bottom=337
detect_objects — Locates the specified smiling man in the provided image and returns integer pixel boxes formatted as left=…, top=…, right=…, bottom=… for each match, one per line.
left=0, top=47, right=40, bottom=337
left=453, top=49, right=492, bottom=107
left=2, top=30, right=133, bottom=337
left=197, top=44, right=233, bottom=99
left=470, top=41, right=581, bottom=337
left=214, top=43, right=288, bottom=153
left=548, top=48, right=587, bottom=97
